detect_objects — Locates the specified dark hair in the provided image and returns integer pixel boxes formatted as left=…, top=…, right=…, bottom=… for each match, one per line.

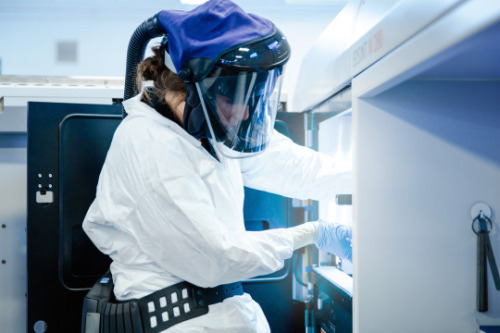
left=136, top=45, right=186, bottom=110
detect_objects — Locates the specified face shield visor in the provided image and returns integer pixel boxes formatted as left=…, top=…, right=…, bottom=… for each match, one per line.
left=195, top=66, right=284, bottom=157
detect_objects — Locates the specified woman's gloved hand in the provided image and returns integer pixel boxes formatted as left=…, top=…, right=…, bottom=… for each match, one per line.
left=314, top=221, right=352, bottom=262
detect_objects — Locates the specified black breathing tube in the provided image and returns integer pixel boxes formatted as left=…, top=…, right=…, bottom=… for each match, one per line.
left=123, top=13, right=165, bottom=117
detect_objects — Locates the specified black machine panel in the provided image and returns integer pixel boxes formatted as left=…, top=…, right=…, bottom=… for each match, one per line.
left=27, top=102, right=122, bottom=331
left=313, top=267, right=353, bottom=333
left=27, top=102, right=306, bottom=332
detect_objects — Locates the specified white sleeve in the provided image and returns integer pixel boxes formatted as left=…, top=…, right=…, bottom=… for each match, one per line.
left=239, top=130, right=352, bottom=201
left=132, top=142, right=294, bottom=288
left=288, top=222, right=318, bottom=250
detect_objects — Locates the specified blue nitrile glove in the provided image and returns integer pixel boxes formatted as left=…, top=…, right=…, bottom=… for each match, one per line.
left=314, top=221, right=352, bottom=262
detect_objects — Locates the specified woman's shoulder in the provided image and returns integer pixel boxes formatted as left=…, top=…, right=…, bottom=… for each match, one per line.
left=118, top=112, right=177, bottom=139
left=114, top=113, right=199, bottom=157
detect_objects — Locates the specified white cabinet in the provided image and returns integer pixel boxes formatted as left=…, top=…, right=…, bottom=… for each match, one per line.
left=352, top=1, right=500, bottom=331
left=296, top=0, right=500, bottom=331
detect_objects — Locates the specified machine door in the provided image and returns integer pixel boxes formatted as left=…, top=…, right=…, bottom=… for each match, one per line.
left=27, top=102, right=122, bottom=332
left=27, top=102, right=306, bottom=332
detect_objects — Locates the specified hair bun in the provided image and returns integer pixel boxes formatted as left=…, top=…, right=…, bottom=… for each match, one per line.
left=138, top=46, right=166, bottom=81
left=136, top=44, right=185, bottom=104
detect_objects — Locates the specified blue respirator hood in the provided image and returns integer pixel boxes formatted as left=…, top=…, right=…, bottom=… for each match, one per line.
left=158, top=0, right=276, bottom=82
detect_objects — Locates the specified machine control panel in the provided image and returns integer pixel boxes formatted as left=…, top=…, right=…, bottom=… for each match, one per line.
left=35, top=172, right=55, bottom=204
left=313, top=266, right=353, bottom=333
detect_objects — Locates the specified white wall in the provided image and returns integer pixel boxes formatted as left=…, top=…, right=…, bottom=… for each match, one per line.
left=0, top=0, right=347, bottom=110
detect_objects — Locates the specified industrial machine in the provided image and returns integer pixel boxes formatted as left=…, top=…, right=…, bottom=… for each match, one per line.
left=23, top=90, right=310, bottom=333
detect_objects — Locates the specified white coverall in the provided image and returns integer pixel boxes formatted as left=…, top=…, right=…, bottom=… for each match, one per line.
left=83, top=94, right=352, bottom=332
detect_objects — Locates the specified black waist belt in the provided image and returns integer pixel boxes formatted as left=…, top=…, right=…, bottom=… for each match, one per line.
left=82, top=272, right=244, bottom=333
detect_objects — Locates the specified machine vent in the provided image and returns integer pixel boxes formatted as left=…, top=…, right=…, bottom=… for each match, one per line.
left=56, top=41, right=78, bottom=63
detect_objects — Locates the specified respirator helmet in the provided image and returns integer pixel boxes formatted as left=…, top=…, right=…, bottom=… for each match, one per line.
left=157, top=0, right=291, bottom=157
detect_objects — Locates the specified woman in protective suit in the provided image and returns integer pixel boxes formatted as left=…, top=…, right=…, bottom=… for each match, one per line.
left=83, top=0, right=352, bottom=332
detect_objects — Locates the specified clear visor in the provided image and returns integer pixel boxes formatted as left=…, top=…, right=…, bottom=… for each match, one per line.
left=195, top=66, right=284, bottom=157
